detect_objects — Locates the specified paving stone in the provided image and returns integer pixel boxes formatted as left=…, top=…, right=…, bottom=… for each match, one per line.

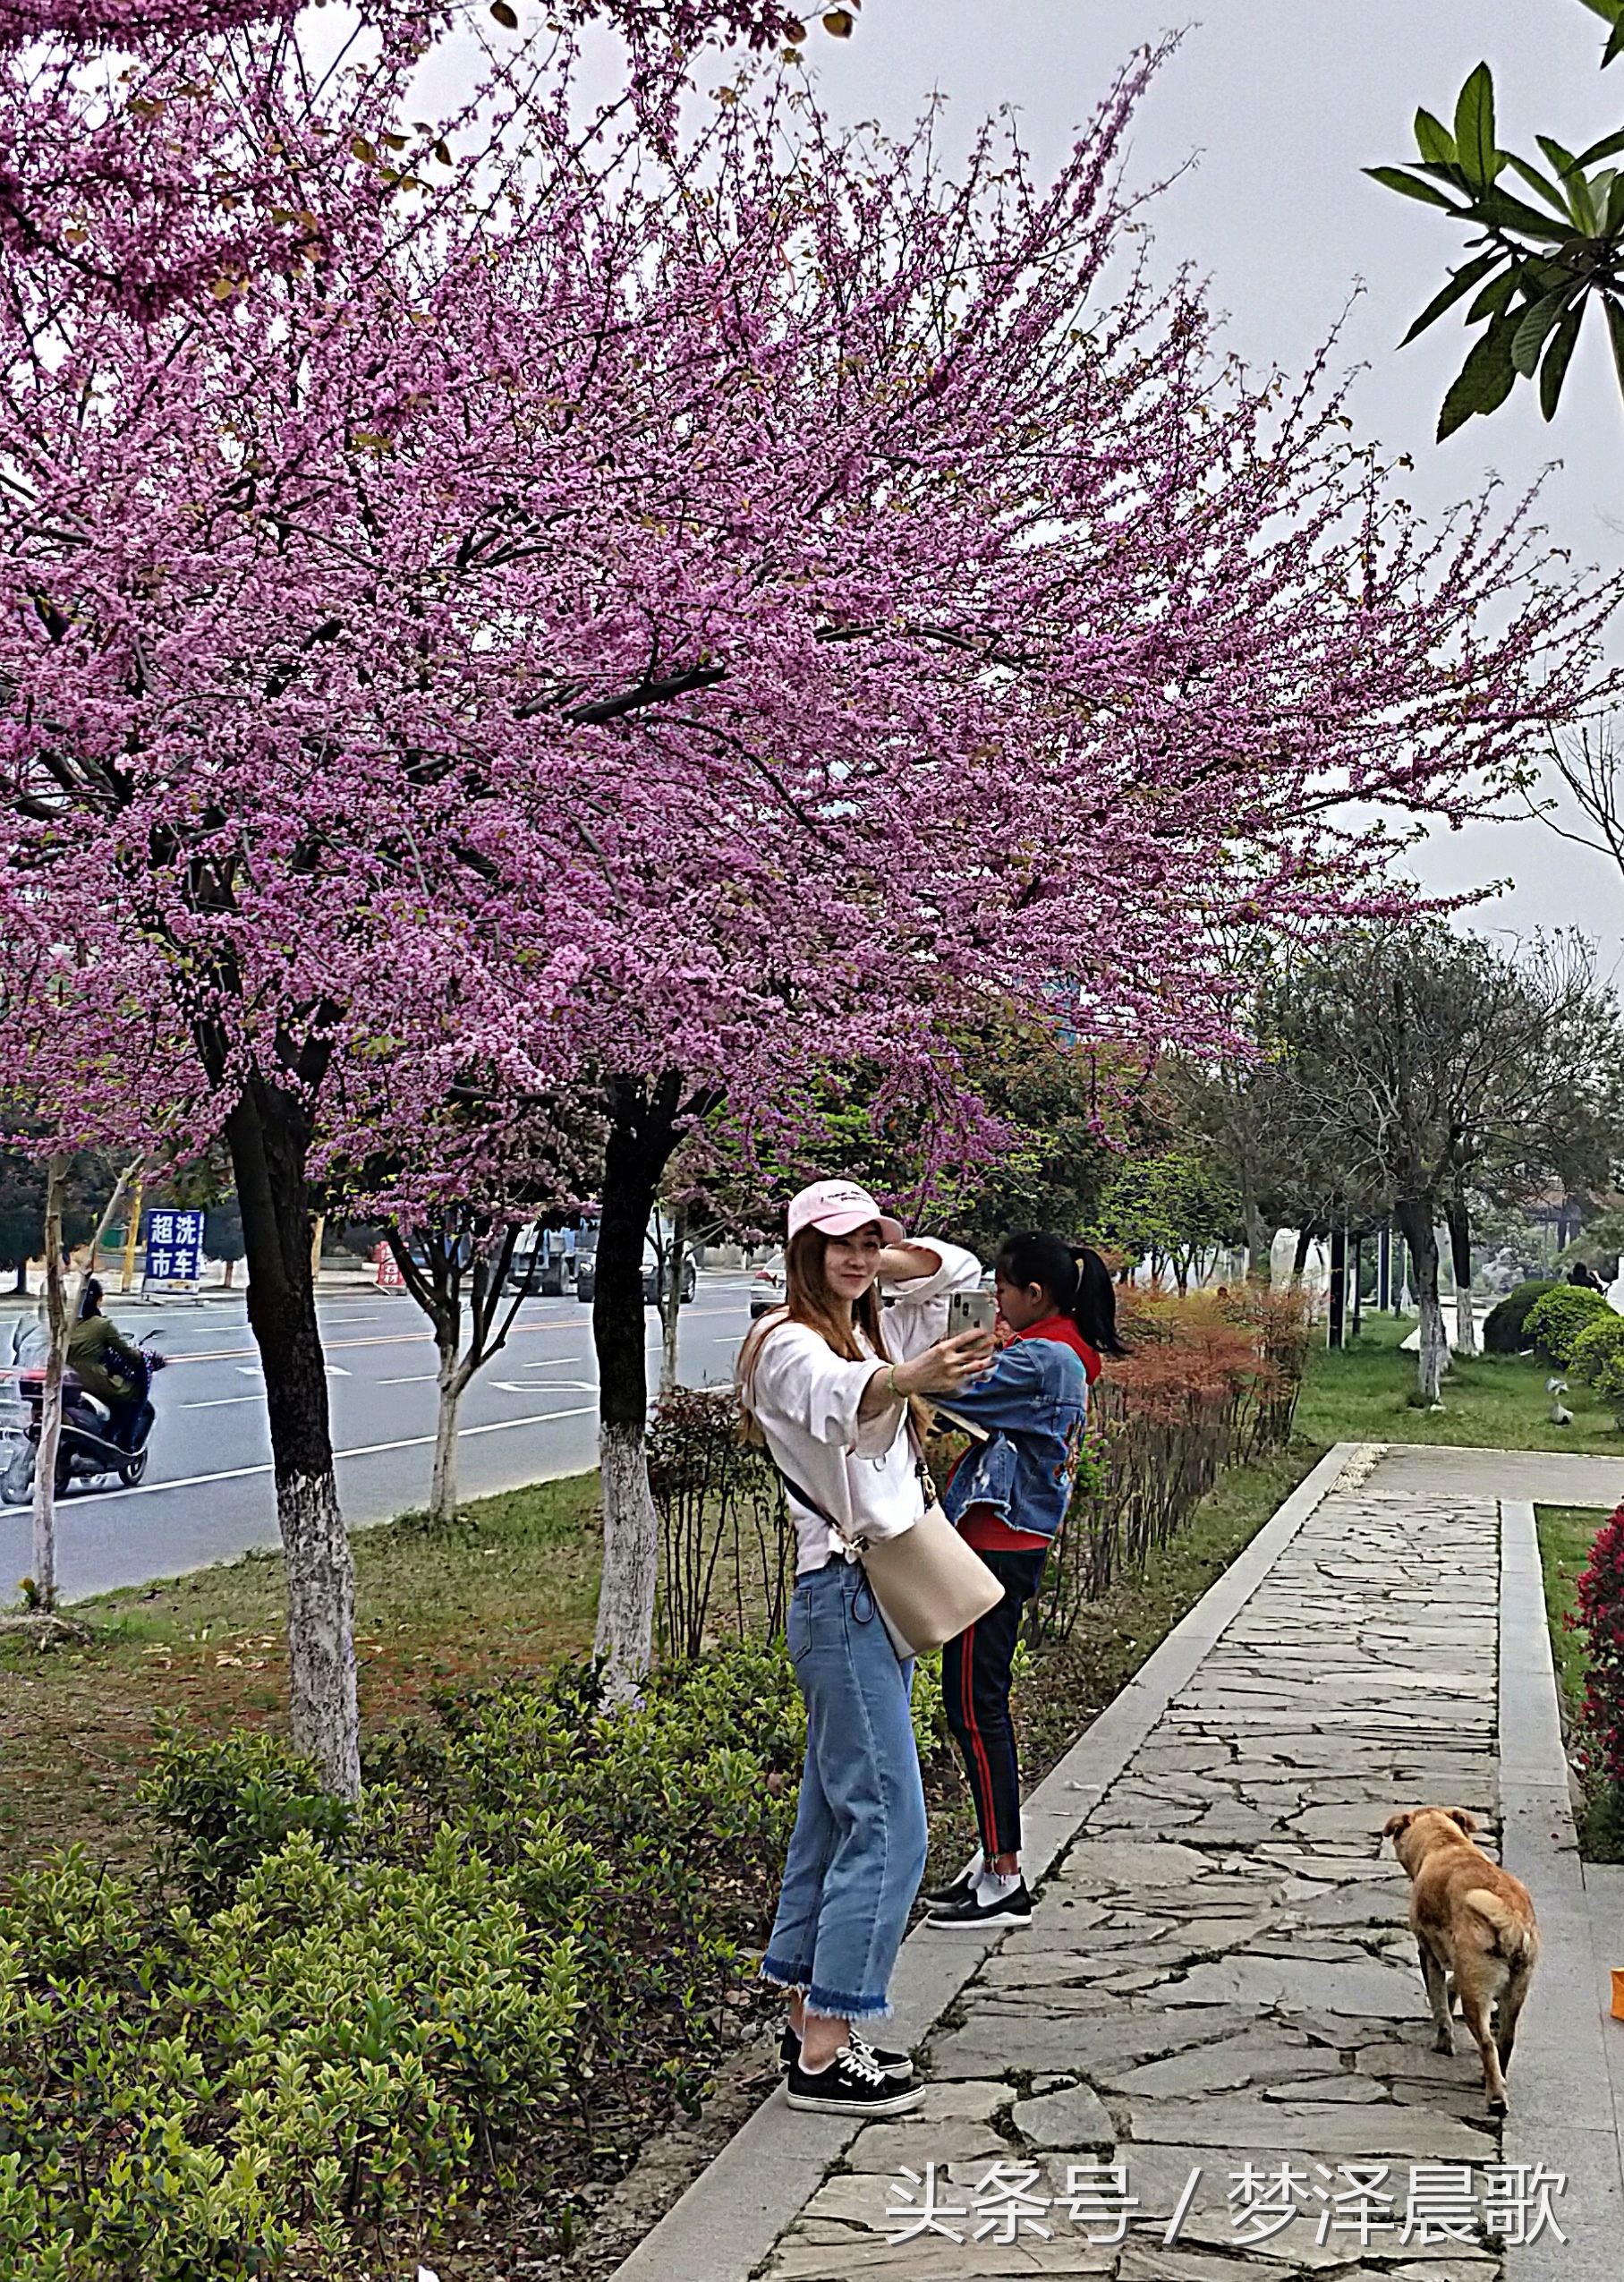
left=1008, top=2084, right=1116, bottom=2148
left=1125, top=2095, right=1496, bottom=2159
left=845, top=2116, right=1012, bottom=2172
left=1295, top=1882, right=1411, bottom=1929
left=1052, top=1840, right=1222, bottom=1888
left=931, top=2005, right=1261, bottom=2080
left=1102, top=2032, right=1317, bottom=2098
left=1166, top=1956, right=1430, bottom=2018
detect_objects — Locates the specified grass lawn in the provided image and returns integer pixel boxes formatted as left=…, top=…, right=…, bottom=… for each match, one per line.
left=1535, top=1503, right=1604, bottom=1724
left=1297, top=1308, right=1624, bottom=1453
left=0, top=1472, right=601, bottom=1871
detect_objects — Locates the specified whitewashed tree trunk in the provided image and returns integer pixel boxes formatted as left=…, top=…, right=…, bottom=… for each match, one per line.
left=659, top=1210, right=686, bottom=1398
left=279, top=1468, right=360, bottom=1799
left=1454, top=1283, right=1477, bottom=1357
left=594, top=1418, right=660, bottom=1699
left=429, top=1349, right=474, bottom=1528
left=1399, top=1198, right=1449, bottom=1403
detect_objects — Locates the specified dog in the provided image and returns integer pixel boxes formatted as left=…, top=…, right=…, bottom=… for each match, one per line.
left=1383, top=1808, right=1540, bottom=2114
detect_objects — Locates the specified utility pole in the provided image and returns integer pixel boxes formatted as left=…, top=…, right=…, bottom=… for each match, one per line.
left=1377, top=1222, right=1392, bottom=1313
left=1328, top=1221, right=1348, bottom=1350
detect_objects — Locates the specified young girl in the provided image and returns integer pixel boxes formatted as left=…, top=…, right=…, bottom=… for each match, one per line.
left=737, top=1179, right=990, bottom=2117
left=923, top=1230, right=1124, bottom=1930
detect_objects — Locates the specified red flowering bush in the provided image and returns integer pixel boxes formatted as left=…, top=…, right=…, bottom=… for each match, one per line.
left=1577, top=1503, right=1624, bottom=1788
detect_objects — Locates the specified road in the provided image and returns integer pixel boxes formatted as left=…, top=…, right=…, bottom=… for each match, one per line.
left=0, top=1274, right=755, bottom=1605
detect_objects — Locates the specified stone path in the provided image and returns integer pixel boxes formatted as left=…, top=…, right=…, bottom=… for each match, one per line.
left=755, top=1448, right=1583, bottom=2280
left=612, top=1443, right=1624, bottom=2282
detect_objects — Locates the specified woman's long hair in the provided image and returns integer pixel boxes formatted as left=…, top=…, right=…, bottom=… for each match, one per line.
left=995, top=1230, right=1127, bottom=1358
left=738, top=1225, right=929, bottom=1441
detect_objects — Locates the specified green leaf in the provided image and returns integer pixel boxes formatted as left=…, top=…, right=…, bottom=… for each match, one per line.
left=1537, top=133, right=1582, bottom=177
left=1453, top=62, right=1500, bottom=187
left=1577, top=0, right=1624, bottom=22
left=1474, top=185, right=1577, bottom=242
left=1604, top=171, right=1624, bottom=234
left=1540, top=304, right=1585, bottom=418
left=1606, top=15, right=1624, bottom=64
left=1399, top=251, right=1501, bottom=345
left=1575, top=127, right=1624, bottom=170
left=1365, top=166, right=1461, bottom=211
left=1437, top=311, right=1518, bottom=440
left=1604, top=296, right=1624, bottom=401
left=1511, top=287, right=1573, bottom=376
left=1467, top=264, right=1521, bottom=322
left=1504, top=152, right=1577, bottom=219
left=1414, top=107, right=1457, bottom=166
left=1566, top=166, right=1600, bottom=234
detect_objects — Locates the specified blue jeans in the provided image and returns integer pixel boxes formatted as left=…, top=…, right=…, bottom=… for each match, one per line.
left=762, top=1560, right=929, bottom=2022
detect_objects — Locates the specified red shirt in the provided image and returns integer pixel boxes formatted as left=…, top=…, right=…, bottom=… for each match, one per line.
left=955, top=1316, right=1101, bottom=1554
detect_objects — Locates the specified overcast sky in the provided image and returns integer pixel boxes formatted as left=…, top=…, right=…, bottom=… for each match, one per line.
left=773, top=1, right=1624, bottom=966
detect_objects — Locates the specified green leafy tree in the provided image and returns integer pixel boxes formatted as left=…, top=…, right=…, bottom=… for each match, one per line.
left=1093, top=1150, right=1241, bottom=1294
left=1371, top=16, right=1624, bottom=437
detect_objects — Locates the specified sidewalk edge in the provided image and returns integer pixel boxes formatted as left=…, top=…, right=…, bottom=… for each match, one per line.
left=1501, top=1497, right=1624, bottom=2282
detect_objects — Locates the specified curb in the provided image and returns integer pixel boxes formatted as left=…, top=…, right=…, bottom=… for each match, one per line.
left=608, top=1439, right=1369, bottom=2282
left=1500, top=1499, right=1624, bottom=2282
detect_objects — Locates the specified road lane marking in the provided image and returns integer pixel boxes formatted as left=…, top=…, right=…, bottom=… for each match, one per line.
left=183, top=1396, right=261, bottom=1409
left=377, top=1373, right=438, bottom=1384
left=38, top=1408, right=600, bottom=1511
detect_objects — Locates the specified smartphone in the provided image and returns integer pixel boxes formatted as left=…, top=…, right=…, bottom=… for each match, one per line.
left=948, top=1288, right=997, bottom=1339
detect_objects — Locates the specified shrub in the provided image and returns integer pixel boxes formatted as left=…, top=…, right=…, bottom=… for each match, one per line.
left=1576, top=1503, right=1624, bottom=1861
left=0, top=1827, right=580, bottom=2278
left=1569, top=1314, right=1624, bottom=1426
left=1483, top=1278, right=1557, bottom=1353
left=1522, top=1283, right=1611, bottom=1366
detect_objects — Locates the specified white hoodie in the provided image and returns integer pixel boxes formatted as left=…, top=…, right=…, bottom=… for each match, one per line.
left=742, top=1239, right=983, bottom=1575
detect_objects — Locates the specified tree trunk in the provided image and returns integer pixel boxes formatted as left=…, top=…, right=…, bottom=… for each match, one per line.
left=1446, top=1196, right=1476, bottom=1356
left=429, top=1346, right=475, bottom=1527
left=659, top=1205, right=686, bottom=1398
left=12, top=1259, right=26, bottom=1296
left=1396, top=1196, right=1448, bottom=1402
left=1290, top=1225, right=1314, bottom=1285
left=225, top=1080, right=358, bottom=1799
left=592, top=1073, right=685, bottom=1699
left=30, top=1157, right=68, bottom=1610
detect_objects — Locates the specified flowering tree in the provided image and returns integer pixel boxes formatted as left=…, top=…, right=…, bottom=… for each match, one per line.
left=2, top=33, right=1620, bottom=1772
left=460, top=60, right=1622, bottom=1689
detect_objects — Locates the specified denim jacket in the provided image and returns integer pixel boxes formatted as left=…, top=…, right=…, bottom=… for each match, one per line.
left=938, top=1330, right=1091, bottom=1545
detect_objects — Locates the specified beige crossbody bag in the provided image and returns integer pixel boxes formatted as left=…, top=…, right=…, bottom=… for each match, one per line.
left=777, top=1431, right=1003, bottom=1658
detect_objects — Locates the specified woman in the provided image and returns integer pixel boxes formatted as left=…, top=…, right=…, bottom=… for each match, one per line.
left=738, top=1178, right=990, bottom=2117
left=923, top=1231, right=1124, bottom=1931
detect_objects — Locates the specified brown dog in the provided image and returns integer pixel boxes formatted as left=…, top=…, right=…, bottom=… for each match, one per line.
left=1384, top=1808, right=1540, bottom=2114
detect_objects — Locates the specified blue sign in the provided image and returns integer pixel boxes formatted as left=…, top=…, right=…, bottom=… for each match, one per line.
left=144, top=1208, right=205, bottom=1286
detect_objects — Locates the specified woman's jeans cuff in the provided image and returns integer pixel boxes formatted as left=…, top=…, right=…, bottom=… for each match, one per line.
left=760, top=1958, right=896, bottom=2022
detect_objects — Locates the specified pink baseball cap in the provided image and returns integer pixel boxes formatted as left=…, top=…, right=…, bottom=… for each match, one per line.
left=786, top=1179, right=906, bottom=1247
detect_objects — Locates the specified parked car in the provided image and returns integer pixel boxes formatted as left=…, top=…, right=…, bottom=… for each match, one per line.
left=749, top=1254, right=786, bottom=1318
left=576, top=1216, right=696, bottom=1307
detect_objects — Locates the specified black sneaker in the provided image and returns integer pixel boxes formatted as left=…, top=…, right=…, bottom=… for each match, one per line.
left=922, top=1856, right=982, bottom=1909
left=779, top=2024, right=913, bottom=2080
left=786, top=2043, right=927, bottom=2116
left=925, top=1877, right=1033, bottom=1930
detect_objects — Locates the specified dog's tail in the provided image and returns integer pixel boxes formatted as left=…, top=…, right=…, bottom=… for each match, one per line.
left=1464, top=1887, right=1539, bottom=1967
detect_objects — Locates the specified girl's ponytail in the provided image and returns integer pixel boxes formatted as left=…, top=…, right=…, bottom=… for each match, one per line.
left=995, top=1230, right=1127, bottom=1358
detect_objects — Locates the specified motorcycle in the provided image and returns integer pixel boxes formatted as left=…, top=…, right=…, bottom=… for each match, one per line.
left=0, top=1342, right=166, bottom=1503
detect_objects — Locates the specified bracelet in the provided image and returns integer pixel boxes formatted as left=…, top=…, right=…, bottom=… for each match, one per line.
left=887, top=1364, right=903, bottom=1400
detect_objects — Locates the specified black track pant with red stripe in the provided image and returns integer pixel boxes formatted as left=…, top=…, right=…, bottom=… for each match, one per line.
left=942, top=1546, right=1048, bottom=1861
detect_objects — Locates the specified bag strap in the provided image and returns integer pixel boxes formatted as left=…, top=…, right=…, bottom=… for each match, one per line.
left=775, top=1464, right=866, bottom=1554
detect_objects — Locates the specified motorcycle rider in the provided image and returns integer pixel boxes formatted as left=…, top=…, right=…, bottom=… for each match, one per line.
left=67, top=1278, right=150, bottom=1449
